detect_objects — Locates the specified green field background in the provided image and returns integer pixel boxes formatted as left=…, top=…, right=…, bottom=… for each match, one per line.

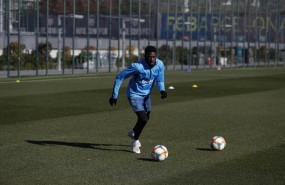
left=0, top=68, right=284, bottom=185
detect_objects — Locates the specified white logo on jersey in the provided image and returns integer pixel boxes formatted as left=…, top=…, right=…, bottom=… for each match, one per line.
left=142, top=79, right=154, bottom=84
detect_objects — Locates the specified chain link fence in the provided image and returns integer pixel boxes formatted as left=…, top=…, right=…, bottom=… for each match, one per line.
left=0, top=0, right=285, bottom=77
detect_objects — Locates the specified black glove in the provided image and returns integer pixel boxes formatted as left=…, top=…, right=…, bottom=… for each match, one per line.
left=160, top=91, right=167, bottom=99
left=109, top=97, right=117, bottom=106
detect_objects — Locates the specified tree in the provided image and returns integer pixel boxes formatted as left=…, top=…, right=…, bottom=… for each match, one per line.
left=73, top=53, right=86, bottom=70
left=82, top=45, right=96, bottom=50
left=176, top=46, right=189, bottom=65
left=61, top=46, right=72, bottom=67
left=2, top=42, right=26, bottom=70
left=31, top=42, right=53, bottom=69
left=158, top=44, right=172, bottom=65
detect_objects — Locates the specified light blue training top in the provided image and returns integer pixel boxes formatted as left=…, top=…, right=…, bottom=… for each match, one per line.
left=112, top=59, right=165, bottom=99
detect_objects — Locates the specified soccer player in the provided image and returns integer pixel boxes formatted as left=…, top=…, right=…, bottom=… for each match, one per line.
left=109, top=46, right=167, bottom=154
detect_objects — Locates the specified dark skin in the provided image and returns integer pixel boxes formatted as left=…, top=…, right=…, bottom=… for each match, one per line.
left=109, top=50, right=166, bottom=106
left=145, top=52, right=156, bottom=68
left=144, top=51, right=167, bottom=99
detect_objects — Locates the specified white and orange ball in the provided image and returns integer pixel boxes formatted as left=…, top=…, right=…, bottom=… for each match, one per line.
left=210, top=136, right=226, bottom=151
left=151, top=145, right=168, bottom=161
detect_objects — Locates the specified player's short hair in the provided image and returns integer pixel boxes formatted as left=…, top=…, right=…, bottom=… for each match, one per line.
left=145, top=46, right=157, bottom=55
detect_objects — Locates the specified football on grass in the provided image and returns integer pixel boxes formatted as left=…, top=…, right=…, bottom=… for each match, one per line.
left=210, top=136, right=226, bottom=151
left=151, top=145, right=168, bottom=161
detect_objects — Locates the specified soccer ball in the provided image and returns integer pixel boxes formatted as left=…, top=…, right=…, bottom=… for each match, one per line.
left=210, top=136, right=226, bottom=151
left=151, top=145, right=168, bottom=161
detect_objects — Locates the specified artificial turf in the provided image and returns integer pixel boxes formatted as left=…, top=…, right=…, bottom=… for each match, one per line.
left=0, top=68, right=284, bottom=185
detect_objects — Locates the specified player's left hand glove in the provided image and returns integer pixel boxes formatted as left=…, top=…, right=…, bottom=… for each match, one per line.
left=160, top=91, right=167, bottom=99
left=109, top=97, right=117, bottom=106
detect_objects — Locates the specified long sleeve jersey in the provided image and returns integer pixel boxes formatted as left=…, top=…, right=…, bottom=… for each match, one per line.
left=112, top=59, right=165, bottom=99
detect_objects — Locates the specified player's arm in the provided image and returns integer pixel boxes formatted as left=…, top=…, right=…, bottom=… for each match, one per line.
left=109, top=64, right=138, bottom=106
left=156, top=62, right=167, bottom=99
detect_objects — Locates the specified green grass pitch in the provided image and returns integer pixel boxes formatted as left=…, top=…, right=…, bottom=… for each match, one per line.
left=0, top=68, right=285, bottom=185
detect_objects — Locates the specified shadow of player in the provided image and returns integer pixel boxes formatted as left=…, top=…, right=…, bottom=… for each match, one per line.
left=26, top=140, right=133, bottom=153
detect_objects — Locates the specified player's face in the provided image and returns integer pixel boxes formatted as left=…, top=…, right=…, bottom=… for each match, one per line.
left=145, top=52, right=157, bottom=67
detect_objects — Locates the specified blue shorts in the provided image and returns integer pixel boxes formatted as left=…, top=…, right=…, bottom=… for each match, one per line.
left=128, top=96, right=151, bottom=112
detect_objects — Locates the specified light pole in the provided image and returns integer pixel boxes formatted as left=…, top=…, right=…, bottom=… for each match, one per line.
left=121, top=18, right=145, bottom=69
left=57, top=14, right=83, bottom=71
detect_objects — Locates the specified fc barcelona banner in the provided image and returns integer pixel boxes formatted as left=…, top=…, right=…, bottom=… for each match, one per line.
left=37, top=13, right=285, bottom=42
left=160, top=13, right=285, bottom=42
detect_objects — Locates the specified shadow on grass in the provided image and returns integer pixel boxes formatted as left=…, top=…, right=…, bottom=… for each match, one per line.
left=26, top=140, right=133, bottom=153
left=196, top=148, right=214, bottom=151
left=137, top=158, right=156, bottom=162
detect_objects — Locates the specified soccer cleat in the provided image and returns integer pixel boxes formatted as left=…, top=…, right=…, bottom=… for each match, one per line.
left=132, top=140, right=141, bottom=154
left=136, top=140, right=141, bottom=147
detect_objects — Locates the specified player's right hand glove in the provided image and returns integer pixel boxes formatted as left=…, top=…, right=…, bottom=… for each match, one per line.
left=160, top=91, right=167, bottom=99
left=109, top=97, right=117, bottom=106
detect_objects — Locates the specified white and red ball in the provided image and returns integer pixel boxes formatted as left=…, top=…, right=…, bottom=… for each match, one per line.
left=210, top=136, right=226, bottom=151
left=151, top=145, right=168, bottom=161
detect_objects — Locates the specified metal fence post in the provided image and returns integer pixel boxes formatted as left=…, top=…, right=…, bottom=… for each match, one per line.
left=6, top=0, right=10, bottom=77
left=36, top=0, right=39, bottom=76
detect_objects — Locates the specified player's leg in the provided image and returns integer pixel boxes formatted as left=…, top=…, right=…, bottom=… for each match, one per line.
left=128, top=96, right=151, bottom=153
left=133, top=111, right=149, bottom=140
left=132, top=96, right=151, bottom=140
left=147, top=111, right=150, bottom=120
left=131, top=111, right=148, bottom=154
left=128, top=96, right=145, bottom=153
